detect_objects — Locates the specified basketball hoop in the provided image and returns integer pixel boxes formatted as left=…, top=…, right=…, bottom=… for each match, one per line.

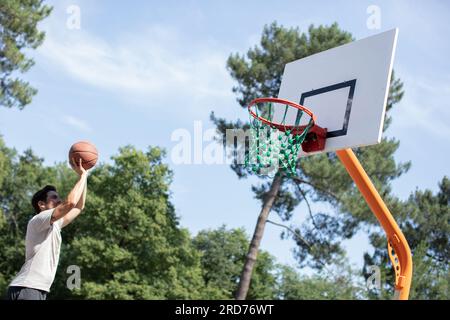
left=244, top=97, right=327, bottom=176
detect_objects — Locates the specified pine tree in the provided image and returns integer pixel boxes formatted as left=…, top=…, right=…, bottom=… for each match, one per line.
left=211, top=22, right=409, bottom=299
left=0, top=0, right=52, bottom=109
left=364, top=177, right=449, bottom=299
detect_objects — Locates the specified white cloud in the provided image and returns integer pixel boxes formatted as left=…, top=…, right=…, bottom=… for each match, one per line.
left=392, top=71, right=450, bottom=142
left=62, top=115, right=92, bottom=133
left=37, top=24, right=234, bottom=102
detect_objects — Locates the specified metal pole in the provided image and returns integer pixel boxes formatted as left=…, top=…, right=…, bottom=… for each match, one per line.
left=336, top=148, right=413, bottom=300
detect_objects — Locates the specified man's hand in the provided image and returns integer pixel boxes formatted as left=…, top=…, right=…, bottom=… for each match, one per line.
left=71, top=158, right=87, bottom=176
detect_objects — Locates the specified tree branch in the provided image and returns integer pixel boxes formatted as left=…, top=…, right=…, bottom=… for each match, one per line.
left=266, top=219, right=332, bottom=273
left=291, top=176, right=341, bottom=202
left=294, top=183, right=319, bottom=230
left=267, top=219, right=311, bottom=248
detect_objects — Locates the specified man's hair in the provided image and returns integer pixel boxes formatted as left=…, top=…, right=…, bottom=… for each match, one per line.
left=32, top=185, right=57, bottom=213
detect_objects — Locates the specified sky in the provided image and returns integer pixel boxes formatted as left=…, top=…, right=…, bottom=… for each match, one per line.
left=0, top=0, right=449, bottom=276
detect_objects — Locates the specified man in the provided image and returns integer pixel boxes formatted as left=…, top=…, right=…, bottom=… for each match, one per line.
left=6, top=159, right=88, bottom=300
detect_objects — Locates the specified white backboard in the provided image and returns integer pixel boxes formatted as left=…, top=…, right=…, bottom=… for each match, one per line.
left=276, top=28, right=398, bottom=155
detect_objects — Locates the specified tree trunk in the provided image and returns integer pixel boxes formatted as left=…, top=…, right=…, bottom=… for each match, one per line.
left=235, top=173, right=283, bottom=300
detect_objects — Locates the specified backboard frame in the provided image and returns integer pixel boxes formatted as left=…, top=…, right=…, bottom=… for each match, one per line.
left=276, top=28, right=399, bottom=155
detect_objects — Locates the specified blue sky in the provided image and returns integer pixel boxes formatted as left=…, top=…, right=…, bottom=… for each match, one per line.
left=0, top=0, right=449, bottom=275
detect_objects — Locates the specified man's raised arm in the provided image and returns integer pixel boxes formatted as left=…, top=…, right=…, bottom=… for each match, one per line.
left=61, top=177, right=87, bottom=227
left=51, top=159, right=87, bottom=224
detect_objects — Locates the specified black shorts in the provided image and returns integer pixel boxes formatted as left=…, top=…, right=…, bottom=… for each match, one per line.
left=6, top=286, right=48, bottom=300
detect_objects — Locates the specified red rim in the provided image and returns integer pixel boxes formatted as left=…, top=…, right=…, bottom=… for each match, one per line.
left=248, top=97, right=317, bottom=132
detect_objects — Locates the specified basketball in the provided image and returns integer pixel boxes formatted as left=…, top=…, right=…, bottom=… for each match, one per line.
left=68, top=141, right=98, bottom=170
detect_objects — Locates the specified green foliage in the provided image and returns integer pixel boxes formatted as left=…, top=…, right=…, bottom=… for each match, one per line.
left=365, top=177, right=450, bottom=299
left=0, top=138, right=284, bottom=299
left=404, top=177, right=449, bottom=262
left=0, top=137, right=58, bottom=294
left=276, top=264, right=365, bottom=300
left=192, top=225, right=366, bottom=300
left=193, top=225, right=277, bottom=299
left=0, top=132, right=446, bottom=299
left=193, top=226, right=247, bottom=298
left=0, top=136, right=299, bottom=300
left=0, top=139, right=371, bottom=300
left=409, top=241, right=449, bottom=299
left=52, top=146, right=205, bottom=299
left=0, top=0, right=52, bottom=109
left=0, top=138, right=205, bottom=299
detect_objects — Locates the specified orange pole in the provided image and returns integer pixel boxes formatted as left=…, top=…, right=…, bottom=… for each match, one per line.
left=336, top=148, right=412, bottom=300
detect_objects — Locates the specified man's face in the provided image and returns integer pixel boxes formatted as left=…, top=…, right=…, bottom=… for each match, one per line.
left=39, top=191, right=62, bottom=211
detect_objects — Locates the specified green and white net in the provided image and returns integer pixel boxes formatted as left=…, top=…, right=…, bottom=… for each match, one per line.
left=244, top=101, right=314, bottom=177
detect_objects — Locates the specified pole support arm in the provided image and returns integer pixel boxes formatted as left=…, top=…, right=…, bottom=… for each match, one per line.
left=336, top=148, right=413, bottom=300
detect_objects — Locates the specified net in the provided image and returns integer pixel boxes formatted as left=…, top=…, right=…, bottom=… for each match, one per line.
left=244, top=100, right=314, bottom=177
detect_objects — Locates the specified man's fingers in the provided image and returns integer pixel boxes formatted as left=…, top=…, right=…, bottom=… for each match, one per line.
left=70, top=157, right=83, bottom=170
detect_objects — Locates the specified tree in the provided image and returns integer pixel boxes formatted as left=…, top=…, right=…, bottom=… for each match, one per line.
left=0, top=136, right=323, bottom=300
left=193, top=225, right=277, bottom=299
left=276, top=263, right=365, bottom=300
left=364, top=177, right=449, bottom=299
left=0, top=135, right=58, bottom=294
left=193, top=225, right=366, bottom=300
left=50, top=146, right=205, bottom=299
left=0, top=139, right=207, bottom=299
left=5, top=133, right=441, bottom=299
left=0, top=0, right=52, bottom=109
left=212, top=22, right=409, bottom=299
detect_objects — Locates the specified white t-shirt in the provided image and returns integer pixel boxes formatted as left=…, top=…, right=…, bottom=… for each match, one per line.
left=9, top=209, right=63, bottom=292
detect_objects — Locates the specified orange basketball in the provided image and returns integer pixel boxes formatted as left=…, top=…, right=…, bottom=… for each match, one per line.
left=69, top=141, right=98, bottom=170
